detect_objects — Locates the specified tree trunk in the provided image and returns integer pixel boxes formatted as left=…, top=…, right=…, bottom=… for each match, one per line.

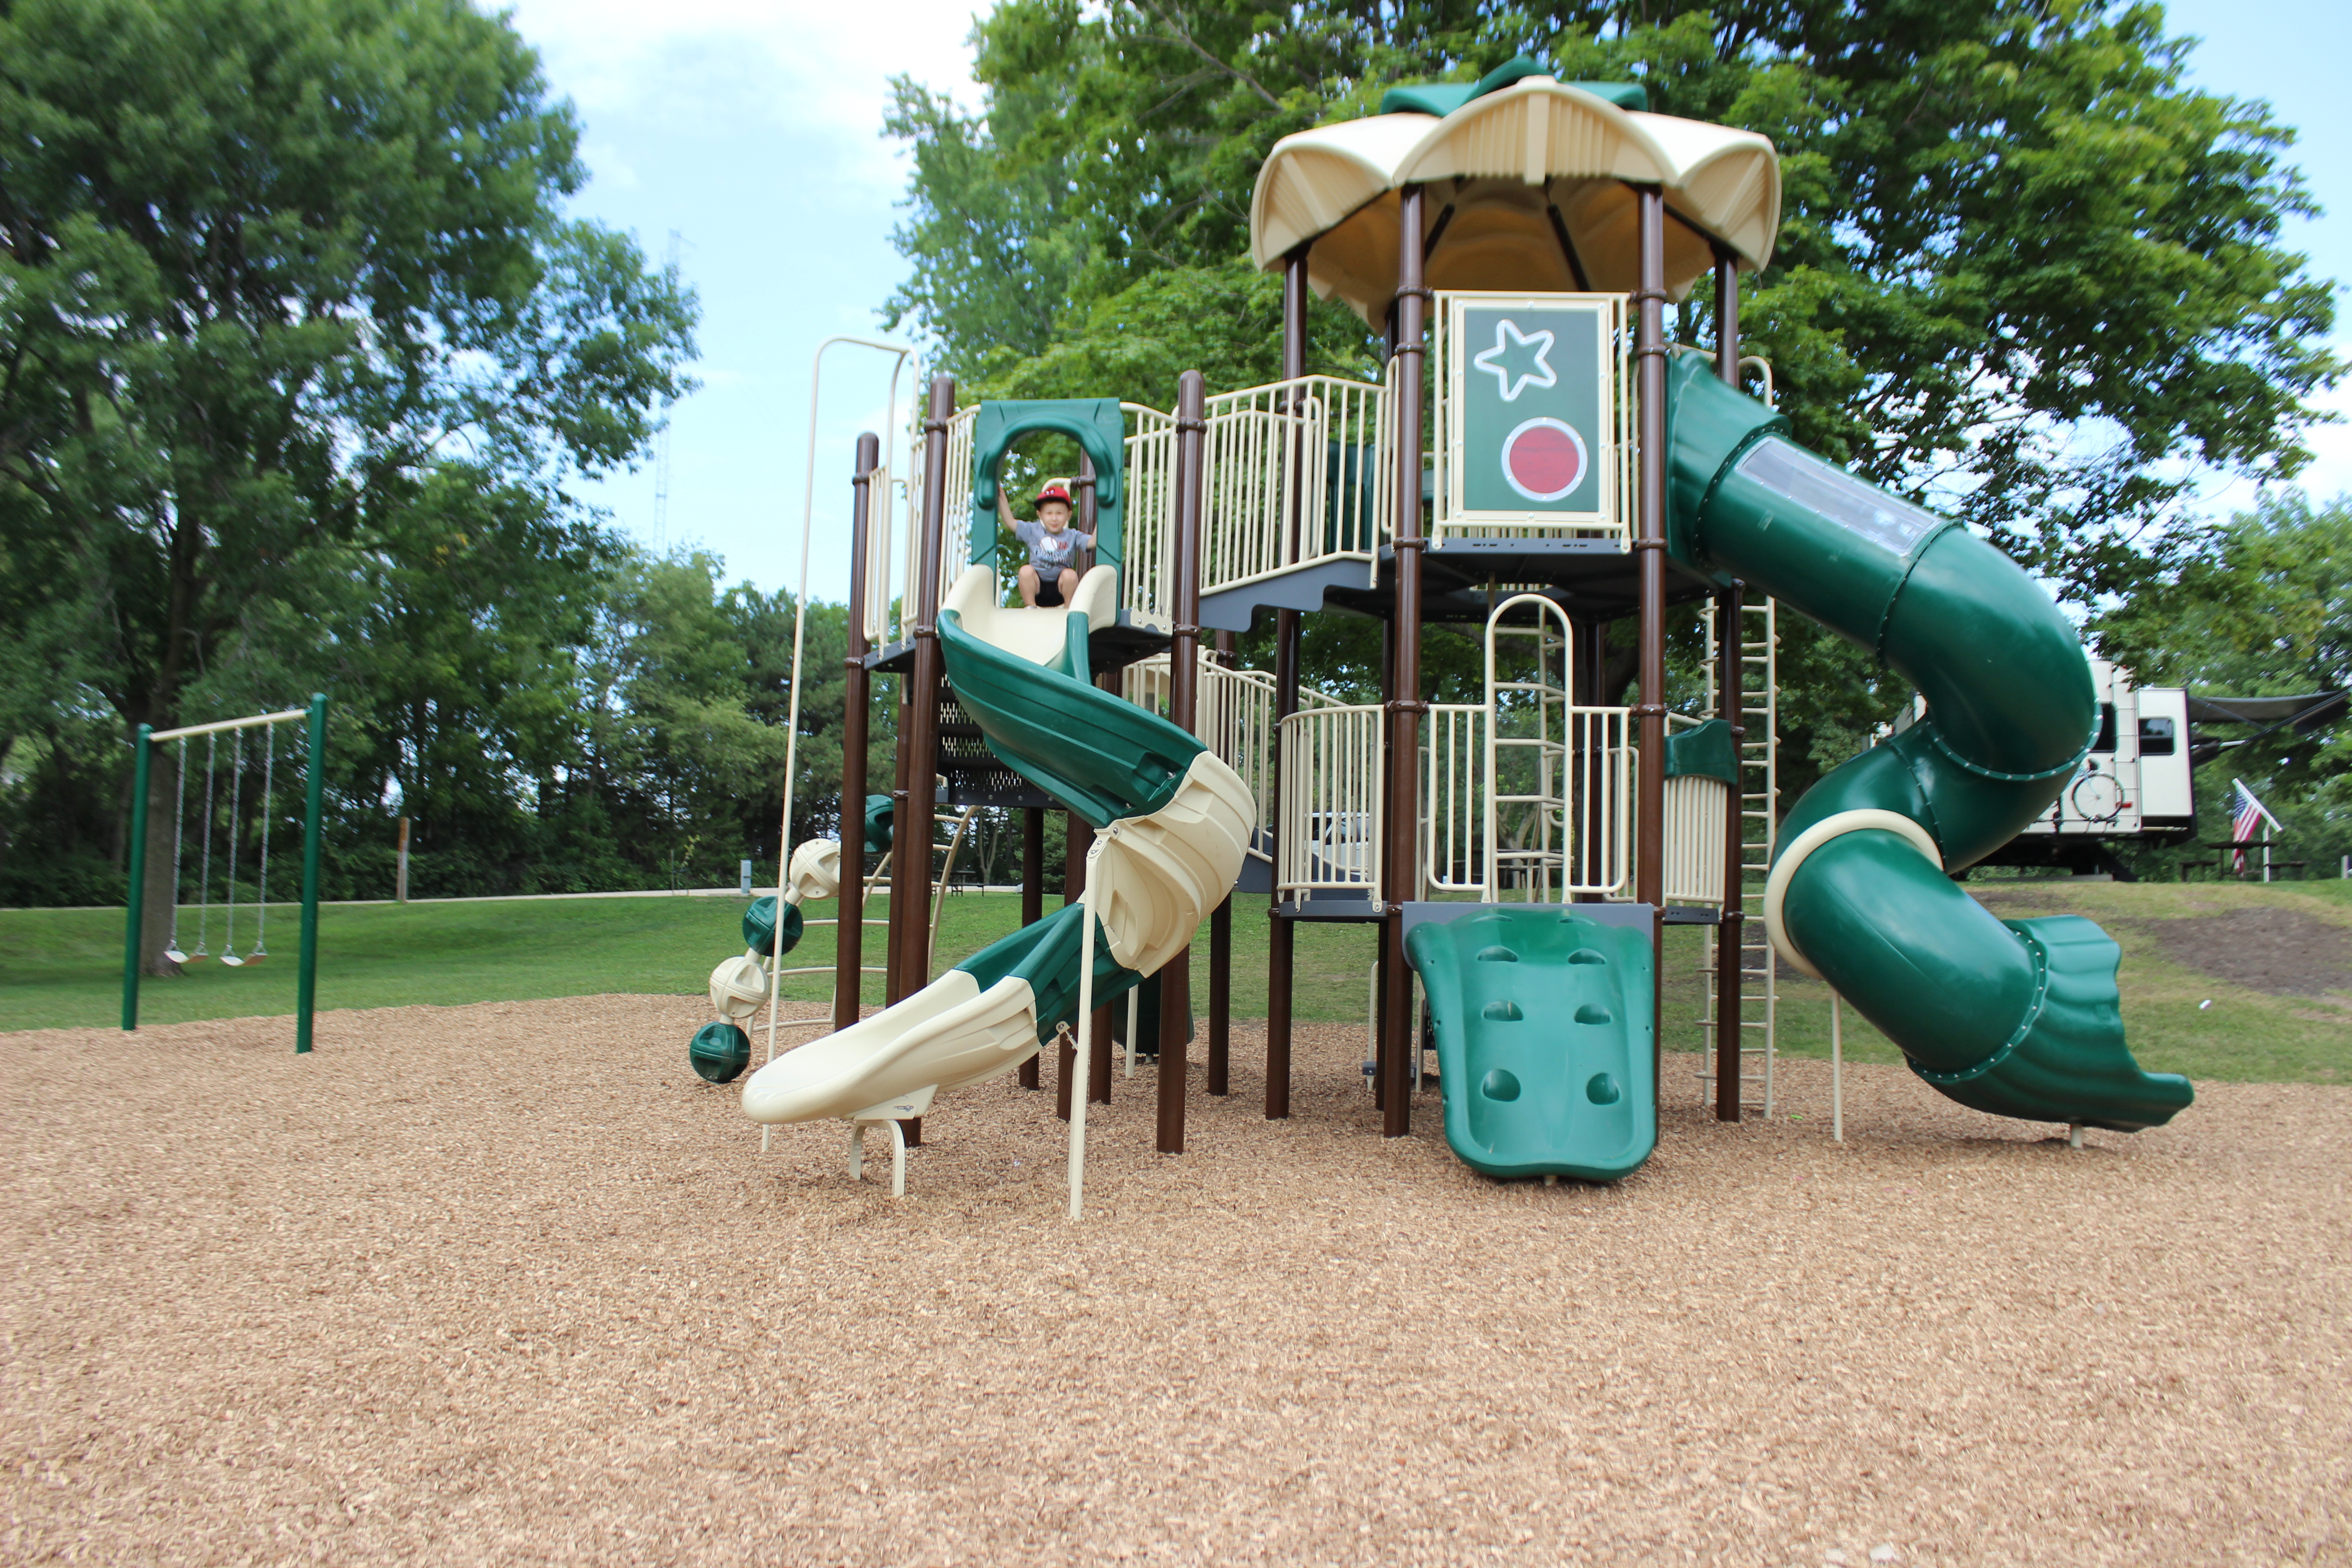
left=140, top=742, right=183, bottom=979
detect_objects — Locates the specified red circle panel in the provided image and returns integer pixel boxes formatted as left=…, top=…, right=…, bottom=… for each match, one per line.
left=1505, top=423, right=1583, bottom=496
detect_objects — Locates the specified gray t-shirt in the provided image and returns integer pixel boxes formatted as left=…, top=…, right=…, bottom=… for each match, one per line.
left=1014, top=518, right=1093, bottom=574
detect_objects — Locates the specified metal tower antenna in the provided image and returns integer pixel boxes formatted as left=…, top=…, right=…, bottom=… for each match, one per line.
left=654, top=229, right=681, bottom=551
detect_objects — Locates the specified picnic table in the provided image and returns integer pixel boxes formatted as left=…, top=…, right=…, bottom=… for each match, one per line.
left=2180, top=841, right=2308, bottom=882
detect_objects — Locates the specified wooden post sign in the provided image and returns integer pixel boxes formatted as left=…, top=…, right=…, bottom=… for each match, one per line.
left=1441, top=292, right=1624, bottom=531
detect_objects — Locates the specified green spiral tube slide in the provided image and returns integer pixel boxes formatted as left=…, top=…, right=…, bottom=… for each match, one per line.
left=1662, top=354, right=2192, bottom=1132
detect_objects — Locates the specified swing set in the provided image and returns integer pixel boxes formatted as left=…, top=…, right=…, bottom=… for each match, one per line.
left=120, top=695, right=329, bottom=1051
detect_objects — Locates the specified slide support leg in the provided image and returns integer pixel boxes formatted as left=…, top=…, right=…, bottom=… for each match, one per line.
left=1266, top=911, right=1294, bottom=1119
left=1207, top=895, right=1231, bottom=1095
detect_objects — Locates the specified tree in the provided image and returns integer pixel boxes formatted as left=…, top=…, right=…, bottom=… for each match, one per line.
left=2095, top=491, right=2352, bottom=867
left=580, top=553, right=792, bottom=890
left=0, top=0, right=696, bottom=963
left=886, top=0, right=2339, bottom=608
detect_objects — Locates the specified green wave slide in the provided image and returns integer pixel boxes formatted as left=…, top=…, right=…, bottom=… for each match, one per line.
left=741, top=568, right=1253, bottom=1131
left=1413, top=354, right=2190, bottom=1183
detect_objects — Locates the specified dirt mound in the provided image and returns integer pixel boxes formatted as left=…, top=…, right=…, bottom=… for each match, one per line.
left=2138, top=906, right=2352, bottom=997
left=1969, top=891, right=2352, bottom=999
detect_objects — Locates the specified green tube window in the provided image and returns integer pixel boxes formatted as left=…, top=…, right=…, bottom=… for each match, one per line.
left=1732, top=438, right=1945, bottom=558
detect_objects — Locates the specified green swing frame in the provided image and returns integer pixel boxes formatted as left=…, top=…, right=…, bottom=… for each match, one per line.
left=121, top=695, right=329, bottom=1051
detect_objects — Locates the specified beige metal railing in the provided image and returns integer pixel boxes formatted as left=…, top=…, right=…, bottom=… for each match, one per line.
left=862, top=464, right=897, bottom=645
left=1278, top=703, right=1384, bottom=894
left=1485, top=704, right=1632, bottom=898
left=1200, top=375, right=1392, bottom=598
left=1124, top=658, right=1344, bottom=866
left=889, top=403, right=980, bottom=645
left=1423, top=703, right=1488, bottom=894
left=1121, top=402, right=1177, bottom=630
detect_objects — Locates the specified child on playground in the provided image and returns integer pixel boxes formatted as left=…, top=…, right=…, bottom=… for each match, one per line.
left=1012, top=481, right=1093, bottom=608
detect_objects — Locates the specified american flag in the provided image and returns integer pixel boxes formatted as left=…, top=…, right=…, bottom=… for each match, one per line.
left=2230, top=779, right=2276, bottom=870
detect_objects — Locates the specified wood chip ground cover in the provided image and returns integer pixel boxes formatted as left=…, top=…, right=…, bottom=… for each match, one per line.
left=4, top=1000, right=2346, bottom=1564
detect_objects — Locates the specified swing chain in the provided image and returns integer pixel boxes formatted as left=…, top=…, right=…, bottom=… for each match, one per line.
left=166, top=738, right=188, bottom=958
left=254, top=725, right=275, bottom=957
left=195, top=733, right=216, bottom=958
left=222, top=729, right=243, bottom=960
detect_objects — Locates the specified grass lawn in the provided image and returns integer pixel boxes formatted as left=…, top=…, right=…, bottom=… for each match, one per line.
left=6, top=879, right=2347, bottom=1086
left=0, top=891, right=1392, bottom=1036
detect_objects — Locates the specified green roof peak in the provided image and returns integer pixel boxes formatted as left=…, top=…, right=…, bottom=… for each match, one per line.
left=1379, top=58, right=1649, bottom=118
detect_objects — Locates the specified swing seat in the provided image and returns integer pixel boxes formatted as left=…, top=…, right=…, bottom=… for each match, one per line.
left=220, top=954, right=245, bottom=967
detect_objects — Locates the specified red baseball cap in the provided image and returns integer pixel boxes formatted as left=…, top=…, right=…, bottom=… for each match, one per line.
left=1034, top=483, right=1073, bottom=507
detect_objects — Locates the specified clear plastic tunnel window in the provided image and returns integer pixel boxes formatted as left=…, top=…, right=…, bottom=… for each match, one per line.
left=1732, top=438, right=1945, bottom=558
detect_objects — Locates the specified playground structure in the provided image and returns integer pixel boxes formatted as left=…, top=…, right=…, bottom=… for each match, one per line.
left=713, top=63, right=2193, bottom=1202
left=120, top=696, right=329, bottom=1051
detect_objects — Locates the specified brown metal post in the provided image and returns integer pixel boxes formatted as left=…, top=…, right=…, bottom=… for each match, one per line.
left=1713, top=246, right=1742, bottom=386
left=1206, top=897, right=1231, bottom=1095
left=1207, top=630, right=1234, bottom=1096
left=904, top=375, right=954, bottom=984
left=1090, top=1004, right=1114, bottom=1106
left=1266, top=245, right=1311, bottom=1122
left=1381, top=185, right=1429, bottom=1139
left=1064, top=814, right=1092, bottom=901
left=1572, top=617, right=1609, bottom=901
left=1714, top=583, right=1746, bottom=1122
left=1634, top=188, right=1670, bottom=1074
left=886, top=695, right=913, bottom=1004
left=897, top=375, right=957, bottom=1149
left=1157, top=368, right=1208, bottom=1154
left=1373, top=614, right=1394, bottom=1116
left=1019, top=807, right=1044, bottom=1090
left=1710, top=247, right=1748, bottom=1122
left=1265, top=604, right=1298, bottom=1121
left=837, top=431, right=881, bottom=1032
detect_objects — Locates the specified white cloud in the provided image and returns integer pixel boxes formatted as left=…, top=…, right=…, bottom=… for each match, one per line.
left=2187, top=354, right=2352, bottom=520
left=502, top=0, right=990, bottom=186
left=2295, top=368, right=2352, bottom=503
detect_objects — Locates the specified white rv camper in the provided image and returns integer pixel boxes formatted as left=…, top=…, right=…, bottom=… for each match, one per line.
left=1896, top=659, right=2196, bottom=877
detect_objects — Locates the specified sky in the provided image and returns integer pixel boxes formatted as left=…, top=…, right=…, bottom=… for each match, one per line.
left=503, top=0, right=2352, bottom=599
left=501, top=0, right=992, bottom=602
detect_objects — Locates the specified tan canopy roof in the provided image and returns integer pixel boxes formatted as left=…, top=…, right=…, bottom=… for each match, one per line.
left=1250, top=78, right=1781, bottom=323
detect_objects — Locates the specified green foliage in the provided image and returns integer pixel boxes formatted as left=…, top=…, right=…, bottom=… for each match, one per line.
left=2096, top=492, right=2352, bottom=869
left=0, top=0, right=696, bottom=731
left=887, top=0, right=2339, bottom=607
left=971, top=258, right=1381, bottom=405
left=0, top=0, right=792, bottom=915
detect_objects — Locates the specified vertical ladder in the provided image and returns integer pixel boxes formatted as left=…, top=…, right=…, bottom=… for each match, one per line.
left=1697, top=597, right=1780, bottom=1114
left=1485, top=598, right=1574, bottom=902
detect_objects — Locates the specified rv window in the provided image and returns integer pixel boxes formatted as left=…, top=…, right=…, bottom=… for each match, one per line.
left=2092, top=703, right=2116, bottom=753
left=2138, top=715, right=2176, bottom=756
